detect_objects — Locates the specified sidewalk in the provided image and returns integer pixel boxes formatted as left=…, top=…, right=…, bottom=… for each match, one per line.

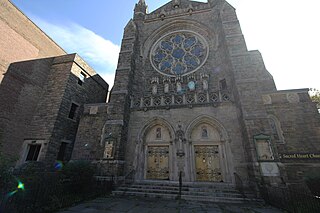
left=57, top=196, right=284, bottom=213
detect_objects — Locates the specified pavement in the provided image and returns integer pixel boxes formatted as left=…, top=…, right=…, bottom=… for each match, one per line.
left=57, top=196, right=285, bottom=213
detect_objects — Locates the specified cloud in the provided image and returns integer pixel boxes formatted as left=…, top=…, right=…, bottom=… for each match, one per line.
left=30, top=16, right=120, bottom=88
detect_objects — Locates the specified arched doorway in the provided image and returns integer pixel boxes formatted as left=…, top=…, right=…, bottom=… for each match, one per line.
left=136, top=118, right=175, bottom=181
left=186, top=116, right=233, bottom=183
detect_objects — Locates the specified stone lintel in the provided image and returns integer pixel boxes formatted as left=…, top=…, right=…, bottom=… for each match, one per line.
left=112, top=90, right=128, bottom=95
left=105, top=120, right=124, bottom=125
left=264, top=88, right=309, bottom=95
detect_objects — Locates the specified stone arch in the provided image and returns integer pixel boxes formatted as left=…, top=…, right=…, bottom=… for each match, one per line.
left=135, top=117, right=175, bottom=181
left=268, top=114, right=285, bottom=143
left=138, top=117, right=175, bottom=143
left=186, top=115, right=229, bottom=142
left=185, top=115, right=233, bottom=183
left=143, top=18, right=218, bottom=59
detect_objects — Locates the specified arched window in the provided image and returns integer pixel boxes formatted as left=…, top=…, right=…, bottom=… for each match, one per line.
left=268, top=115, right=285, bottom=143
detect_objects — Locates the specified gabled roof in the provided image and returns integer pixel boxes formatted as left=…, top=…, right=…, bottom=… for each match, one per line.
left=149, top=0, right=207, bottom=15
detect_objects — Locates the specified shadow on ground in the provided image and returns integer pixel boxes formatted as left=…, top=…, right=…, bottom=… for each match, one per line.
left=57, top=196, right=284, bottom=213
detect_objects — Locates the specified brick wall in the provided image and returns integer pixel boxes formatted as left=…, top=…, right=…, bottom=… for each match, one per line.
left=0, top=0, right=65, bottom=83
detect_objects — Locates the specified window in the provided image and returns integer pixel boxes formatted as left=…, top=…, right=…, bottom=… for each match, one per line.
left=78, top=72, right=86, bottom=85
left=57, top=142, right=68, bottom=161
left=219, top=79, right=227, bottom=90
left=26, top=144, right=41, bottom=161
left=268, top=115, right=285, bottom=143
left=156, top=127, right=162, bottom=139
left=68, top=103, right=79, bottom=119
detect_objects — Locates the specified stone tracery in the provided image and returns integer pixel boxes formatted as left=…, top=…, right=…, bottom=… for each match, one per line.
left=151, top=31, right=208, bottom=76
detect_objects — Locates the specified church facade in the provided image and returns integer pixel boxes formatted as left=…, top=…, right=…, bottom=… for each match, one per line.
left=0, top=0, right=319, bottom=195
left=72, top=0, right=320, bottom=190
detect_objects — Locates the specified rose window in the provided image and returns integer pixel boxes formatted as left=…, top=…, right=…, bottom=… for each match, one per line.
left=151, top=31, right=208, bottom=76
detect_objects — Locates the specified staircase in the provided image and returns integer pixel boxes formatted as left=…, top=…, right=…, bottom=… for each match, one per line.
left=112, top=180, right=262, bottom=203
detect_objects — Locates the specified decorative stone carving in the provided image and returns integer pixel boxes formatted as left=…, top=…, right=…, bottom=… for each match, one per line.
left=260, top=162, right=280, bottom=177
left=150, top=31, right=209, bottom=77
left=152, top=85, right=157, bottom=95
left=287, top=93, right=299, bottom=103
left=176, top=81, right=182, bottom=93
left=262, top=95, right=272, bottom=105
left=89, top=106, right=98, bottom=115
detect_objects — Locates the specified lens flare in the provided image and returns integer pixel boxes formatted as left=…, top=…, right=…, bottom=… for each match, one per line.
left=17, top=181, right=24, bottom=190
left=54, top=161, right=63, bottom=170
left=8, top=190, right=17, bottom=197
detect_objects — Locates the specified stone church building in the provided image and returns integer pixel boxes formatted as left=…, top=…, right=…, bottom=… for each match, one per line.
left=0, top=0, right=319, bottom=194
left=72, top=0, right=320, bottom=190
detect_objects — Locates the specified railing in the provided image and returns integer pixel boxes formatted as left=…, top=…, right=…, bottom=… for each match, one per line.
left=260, top=186, right=320, bottom=213
left=234, top=172, right=245, bottom=197
left=178, top=171, right=182, bottom=200
left=124, top=169, right=135, bottom=185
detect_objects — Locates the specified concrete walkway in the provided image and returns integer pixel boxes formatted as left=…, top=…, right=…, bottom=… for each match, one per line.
left=57, top=196, right=285, bottom=213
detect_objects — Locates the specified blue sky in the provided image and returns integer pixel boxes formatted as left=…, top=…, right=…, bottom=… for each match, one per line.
left=11, top=0, right=320, bottom=91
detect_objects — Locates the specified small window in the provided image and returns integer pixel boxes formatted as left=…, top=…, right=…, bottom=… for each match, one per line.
left=26, top=144, right=41, bottom=161
left=156, top=127, right=162, bottom=139
left=57, top=142, right=68, bottom=161
left=68, top=103, right=79, bottom=119
left=78, top=72, right=86, bottom=85
left=219, top=79, right=227, bottom=90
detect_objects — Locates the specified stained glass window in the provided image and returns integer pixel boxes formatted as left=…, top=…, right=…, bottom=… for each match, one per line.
left=151, top=31, right=208, bottom=76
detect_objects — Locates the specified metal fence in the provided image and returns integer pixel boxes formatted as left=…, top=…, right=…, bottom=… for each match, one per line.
left=0, top=178, right=113, bottom=213
left=260, top=186, right=320, bottom=213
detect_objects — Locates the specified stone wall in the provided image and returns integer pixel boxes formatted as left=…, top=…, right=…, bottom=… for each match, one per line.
left=264, top=89, right=320, bottom=184
left=0, top=0, right=65, bottom=83
left=0, top=58, right=53, bottom=158
left=0, top=54, right=108, bottom=166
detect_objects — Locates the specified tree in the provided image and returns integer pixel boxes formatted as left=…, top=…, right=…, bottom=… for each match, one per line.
left=310, top=88, right=320, bottom=113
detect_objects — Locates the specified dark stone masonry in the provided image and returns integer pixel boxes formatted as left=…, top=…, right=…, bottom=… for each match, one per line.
left=0, top=0, right=319, bottom=196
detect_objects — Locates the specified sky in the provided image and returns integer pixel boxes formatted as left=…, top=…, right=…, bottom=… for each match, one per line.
left=11, top=0, right=320, bottom=91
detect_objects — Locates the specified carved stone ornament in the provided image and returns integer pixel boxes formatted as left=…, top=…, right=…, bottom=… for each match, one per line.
left=262, top=95, right=272, bottom=105
left=287, top=93, right=299, bottom=103
left=150, top=30, right=209, bottom=77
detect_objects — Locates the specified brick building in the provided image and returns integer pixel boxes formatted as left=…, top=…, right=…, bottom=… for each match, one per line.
left=0, top=0, right=66, bottom=83
left=0, top=54, right=108, bottom=165
left=0, top=0, right=108, bottom=166
left=72, top=0, right=320, bottom=193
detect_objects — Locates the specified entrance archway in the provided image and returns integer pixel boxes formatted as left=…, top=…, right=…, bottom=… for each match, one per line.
left=136, top=118, right=175, bottom=181
left=186, top=116, right=233, bottom=183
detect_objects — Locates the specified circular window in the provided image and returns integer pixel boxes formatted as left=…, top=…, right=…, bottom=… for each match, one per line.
left=150, top=31, right=208, bottom=76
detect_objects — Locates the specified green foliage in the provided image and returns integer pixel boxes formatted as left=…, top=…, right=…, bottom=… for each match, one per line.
left=310, top=88, right=320, bottom=111
left=1, top=160, right=108, bottom=213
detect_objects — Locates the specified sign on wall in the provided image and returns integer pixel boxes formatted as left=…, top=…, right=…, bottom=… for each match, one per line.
left=254, top=134, right=274, bottom=161
left=279, top=153, right=320, bottom=160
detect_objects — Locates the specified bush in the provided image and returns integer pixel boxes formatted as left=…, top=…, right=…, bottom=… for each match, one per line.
left=0, top=143, right=16, bottom=193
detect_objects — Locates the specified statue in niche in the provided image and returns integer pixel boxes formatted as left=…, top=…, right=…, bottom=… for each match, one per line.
left=203, top=79, right=208, bottom=91
left=201, top=126, right=208, bottom=138
left=164, top=83, right=169, bottom=93
left=152, top=84, right=157, bottom=95
left=156, top=127, right=161, bottom=139
left=177, top=82, right=182, bottom=93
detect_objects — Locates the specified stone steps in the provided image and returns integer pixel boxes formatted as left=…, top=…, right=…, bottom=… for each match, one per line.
left=112, top=181, right=263, bottom=203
